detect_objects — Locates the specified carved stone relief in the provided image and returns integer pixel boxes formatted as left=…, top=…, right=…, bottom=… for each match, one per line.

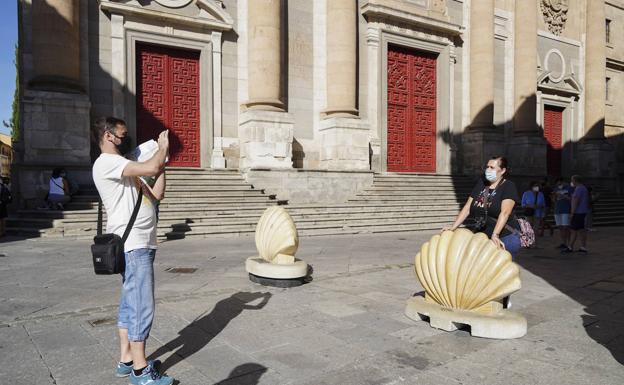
left=540, top=0, right=569, bottom=36
left=154, top=0, right=193, bottom=8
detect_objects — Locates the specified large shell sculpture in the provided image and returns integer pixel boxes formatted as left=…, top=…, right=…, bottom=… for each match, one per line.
left=414, top=229, right=521, bottom=312
left=255, top=206, right=299, bottom=265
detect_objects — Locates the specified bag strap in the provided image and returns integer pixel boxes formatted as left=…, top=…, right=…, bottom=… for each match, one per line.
left=97, top=198, right=103, bottom=236
left=122, top=188, right=143, bottom=243
left=486, top=214, right=520, bottom=235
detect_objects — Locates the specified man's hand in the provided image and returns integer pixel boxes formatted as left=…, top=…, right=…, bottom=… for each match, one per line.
left=157, top=130, right=169, bottom=155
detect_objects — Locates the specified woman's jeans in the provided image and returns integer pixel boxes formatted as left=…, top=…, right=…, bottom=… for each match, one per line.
left=501, top=233, right=521, bottom=260
left=117, top=248, right=156, bottom=342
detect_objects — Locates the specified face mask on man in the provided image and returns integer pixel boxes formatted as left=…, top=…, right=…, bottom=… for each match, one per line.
left=485, top=169, right=498, bottom=182
left=115, top=136, right=133, bottom=156
left=532, top=186, right=540, bottom=192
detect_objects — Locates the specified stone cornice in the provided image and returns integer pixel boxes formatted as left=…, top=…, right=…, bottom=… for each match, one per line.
left=99, top=0, right=233, bottom=31
left=361, top=2, right=464, bottom=36
left=607, top=57, right=624, bottom=71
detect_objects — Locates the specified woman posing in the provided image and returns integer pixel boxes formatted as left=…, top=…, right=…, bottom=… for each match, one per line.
left=442, top=156, right=522, bottom=259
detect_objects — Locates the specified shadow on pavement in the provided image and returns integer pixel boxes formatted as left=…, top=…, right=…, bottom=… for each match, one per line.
left=148, top=291, right=272, bottom=374
left=514, top=230, right=624, bottom=365
left=213, top=363, right=268, bottom=385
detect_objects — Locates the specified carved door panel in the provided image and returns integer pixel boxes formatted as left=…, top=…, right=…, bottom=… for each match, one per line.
left=387, top=46, right=437, bottom=173
left=543, top=105, right=563, bottom=176
left=137, top=43, right=200, bottom=167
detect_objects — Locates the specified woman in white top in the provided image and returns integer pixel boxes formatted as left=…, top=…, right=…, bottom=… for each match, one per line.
left=48, top=168, right=71, bottom=209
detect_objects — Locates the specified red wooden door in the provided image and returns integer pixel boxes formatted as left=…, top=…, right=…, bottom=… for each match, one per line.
left=543, top=106, right=563, bottom=176
left=387, top=46, right=437, bottom=173
left=137, top=43, right=200, bottom=167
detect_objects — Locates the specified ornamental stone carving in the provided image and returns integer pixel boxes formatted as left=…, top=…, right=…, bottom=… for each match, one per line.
left=153, top=0, right=193, bottom=8
left=541, top=0, right=569, bottom=35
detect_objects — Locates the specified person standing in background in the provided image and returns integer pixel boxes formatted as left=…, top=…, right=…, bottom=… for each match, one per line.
left=563, top=175, right=590, bottom=253
left=521, top=181, right=545, bottom=234
left=0, top=177, right=11, bottom=237
left=553, top=177, right=573, bottom=249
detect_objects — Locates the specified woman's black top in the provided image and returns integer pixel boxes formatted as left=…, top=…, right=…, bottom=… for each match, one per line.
left=469, top=179, right=520, bottom=237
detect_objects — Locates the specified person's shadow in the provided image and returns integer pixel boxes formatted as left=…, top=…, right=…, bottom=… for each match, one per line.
left=213, top=363, right=268, bottom=385
left=149, top=291, right=272, bottom=373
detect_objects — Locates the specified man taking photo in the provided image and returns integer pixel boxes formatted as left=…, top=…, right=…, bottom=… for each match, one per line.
left=92, top=117, right=173, bottom=385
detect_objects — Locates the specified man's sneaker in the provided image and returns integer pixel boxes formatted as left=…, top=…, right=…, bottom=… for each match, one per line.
left=129, top=361, right=173, bottom=385
left=578, top=247, right=588, bottom=253
left=556, top=243, right=567, bottom=250
left=116, top=360, right=160, bottom=378
left=561, top=247, right=573, bottom=254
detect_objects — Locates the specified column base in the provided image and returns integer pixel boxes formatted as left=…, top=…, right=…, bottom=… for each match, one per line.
left=319, top=117, right=370, bottom=171
left=507, top=134, right=547, bottom=176
left=576, top=139, right=614, bottom=178
left=239, top=110, right=294, bottom=170
left=16, top=90, right=92, bottom=207
left=211, top=150, right=226, bottom=169
left=462, top=129, right=505, bottom=175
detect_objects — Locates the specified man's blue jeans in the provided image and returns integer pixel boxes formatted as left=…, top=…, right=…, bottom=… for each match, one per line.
left=117, top=248, right=156, bottom=342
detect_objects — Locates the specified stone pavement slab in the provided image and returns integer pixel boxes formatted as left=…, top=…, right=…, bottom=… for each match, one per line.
left=1, top=228, right=624, bottom=384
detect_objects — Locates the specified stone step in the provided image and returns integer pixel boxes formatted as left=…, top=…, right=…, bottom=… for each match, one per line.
left=162, top=190, right=270, bottom=198
left=355, top=190, right=469, bottom=199
left=363, top=184, right=472, bottom=192
left=163, top=218, right=455, bottom=239
left=165, top=182, right=262, bottom=189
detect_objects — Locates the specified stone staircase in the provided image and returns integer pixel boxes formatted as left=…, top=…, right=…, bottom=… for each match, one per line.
left=6, top=169, right=281, bottom=239
left=6, top=170, right=624, bottom=239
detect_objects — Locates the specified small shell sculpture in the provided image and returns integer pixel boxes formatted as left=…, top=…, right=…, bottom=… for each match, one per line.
left=414, top=229, right=521, bottom=311
left=255, top=206, right=299, bottom=263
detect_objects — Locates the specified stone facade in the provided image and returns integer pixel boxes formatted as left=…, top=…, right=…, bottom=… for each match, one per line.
left=14, top=0, right=623, bottom=207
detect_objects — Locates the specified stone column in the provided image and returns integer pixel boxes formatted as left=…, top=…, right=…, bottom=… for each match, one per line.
left=211, top=31, right=226, bottom=169
left=325, top=0, right=357, bottom=117
left=245, top=0, right=283, bottom=111
left=319, top=0, right=369, bottom=170
left=239, top=0, right=293, bottom=170
left=469, top=0, right=494, bottom=131
left=18, top=0, right=91, bottom=208
left=508, top=0, right=546, bottom=175
left=463, top=0, right=502, bottom=174
left=30, top=0, right=81, bottom=91
left=579, top=0, right=613, bottom=177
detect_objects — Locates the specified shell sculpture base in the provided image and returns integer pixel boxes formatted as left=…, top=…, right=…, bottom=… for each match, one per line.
left=405, top=229, right=527, bottom=339
left=245, top=206, right=308, bottom=287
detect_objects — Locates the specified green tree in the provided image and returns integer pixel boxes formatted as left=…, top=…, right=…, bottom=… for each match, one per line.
left=3, top=44, right=19, bottom=141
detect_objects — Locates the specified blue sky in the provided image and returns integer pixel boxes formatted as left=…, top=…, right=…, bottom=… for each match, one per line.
left=0, top=1, right=17, bottom=136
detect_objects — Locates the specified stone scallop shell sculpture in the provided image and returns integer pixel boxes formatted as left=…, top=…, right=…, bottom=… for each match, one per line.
left=414, top=229, right=521, bottom=311
left=255, top=206, right=299, bottom=264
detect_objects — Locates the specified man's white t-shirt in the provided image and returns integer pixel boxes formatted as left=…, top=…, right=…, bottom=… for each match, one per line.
left=92, top=153, right=158, bottom=252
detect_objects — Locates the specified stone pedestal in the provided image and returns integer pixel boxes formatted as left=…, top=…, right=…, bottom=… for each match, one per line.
left=405, top=295, right=527, bottom=339
left=507, top=135, right=547, bottom=176
left=16, top=90, right=91, bottom=206
left=462, top=129, right=505, bottom=175
left=238, top=110, right=294, bottom=170
left=577, top=139, right=614, bottom=178
left=319, top=117, right=369, bottom=171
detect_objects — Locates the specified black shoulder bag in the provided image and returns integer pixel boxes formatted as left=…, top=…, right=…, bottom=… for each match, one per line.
left=91, top=189, right=143, bottom=275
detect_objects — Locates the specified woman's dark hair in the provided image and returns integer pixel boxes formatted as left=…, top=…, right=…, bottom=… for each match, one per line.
left=490, top=155, right=509, bottom=178
left=52, top=167, right=63, bottom=178
left=92, top=116, right=127, bottom=145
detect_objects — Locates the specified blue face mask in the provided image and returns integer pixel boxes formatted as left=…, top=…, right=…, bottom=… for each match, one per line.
left=485, top=169, right=498, bottom=182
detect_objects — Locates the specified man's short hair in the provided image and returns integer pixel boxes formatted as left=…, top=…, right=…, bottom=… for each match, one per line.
left=571, top=175, right=582, bottom=184
left=92, top=117, right=126, bottom=145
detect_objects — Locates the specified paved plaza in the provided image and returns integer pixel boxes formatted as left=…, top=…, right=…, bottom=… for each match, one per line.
left=1, top=228, right=623, bottom=385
